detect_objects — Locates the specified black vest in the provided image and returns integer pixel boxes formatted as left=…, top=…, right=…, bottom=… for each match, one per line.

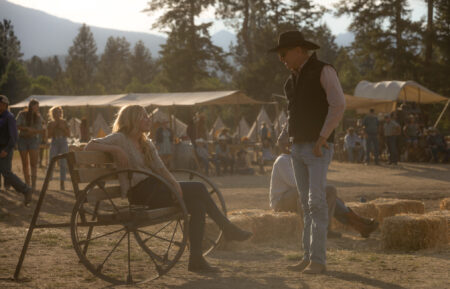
left=284, top=53, right=335, bottom=143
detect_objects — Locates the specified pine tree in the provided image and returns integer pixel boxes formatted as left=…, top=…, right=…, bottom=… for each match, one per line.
left=0, top=60, right=30, bottom=103
left=97, top=36, right=131, bottom=93
left=144, top=0, right=230, bottom=91
left=0, top=19, right=23, bottom=76
left=65, top=24, right=99, bottom=94
left=129, top=40, right=155, bottom=84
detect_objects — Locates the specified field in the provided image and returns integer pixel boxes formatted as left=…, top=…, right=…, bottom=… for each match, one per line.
left=1, top=158, right=449, bottom=289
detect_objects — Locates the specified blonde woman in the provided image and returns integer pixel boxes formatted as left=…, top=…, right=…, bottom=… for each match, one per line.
left=47, top=106, right=70, bottom=190
left=16, top=99, right=44, bottom=191
left=85, top=105, right=252, bottom=272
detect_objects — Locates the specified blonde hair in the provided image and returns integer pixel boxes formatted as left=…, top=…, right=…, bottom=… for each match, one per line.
left=113, top=105, right=155, bottom=168
left=48, top=106, right=63, bottom=122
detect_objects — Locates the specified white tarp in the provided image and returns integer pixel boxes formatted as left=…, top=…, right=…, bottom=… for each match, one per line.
left=11, top=91, right=265, bottom=108
left=150, top=108, right=187, bottom=138
left=354, top=80, right=448, bottom=104
left=345, top=94, right=395, bottom=113
left=68, top=117, right=81, bottom=139
left=10, top=94, right=126, bottom=108
left=92, top=114, right=111, bottom=137
left=209, top=116, right=226, bottom=140
left=233, top=117, right=250, bottom=140
left=247, top=107, right=274, bottom=141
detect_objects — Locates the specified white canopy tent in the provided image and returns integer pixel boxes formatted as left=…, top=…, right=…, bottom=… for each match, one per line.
left=150, top=108, right=187, bottom=138
left=208, top=116, right=226, bottom=140
left=68, top=117, right=81, bottom=139
left=354, top=80, right=448, bottom=104
left=11, top=91, right=266, bottom=108
left=92, top=114, right=111, bottom=138
left=233, top=117, right=250, bottom=140
left=247, top=107, right=274, bottom=141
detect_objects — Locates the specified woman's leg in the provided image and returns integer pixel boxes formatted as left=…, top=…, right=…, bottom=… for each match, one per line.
left=29, top=149, right=39, bottom=191
left=19, top=150, right=30, bottom=186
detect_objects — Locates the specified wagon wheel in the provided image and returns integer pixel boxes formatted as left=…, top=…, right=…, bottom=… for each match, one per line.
left=70, top=169, right=189, bottom=285
left=170, top=169, right=227, bottom=256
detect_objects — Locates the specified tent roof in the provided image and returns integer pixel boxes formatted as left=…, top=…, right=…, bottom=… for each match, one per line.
left=345, top=94, right=394, bottom=113
left=11, top=91, right=266, bottom=108
left=10, top=94, right=126, bottom=108
left=354, top=80, right=448, bottom=104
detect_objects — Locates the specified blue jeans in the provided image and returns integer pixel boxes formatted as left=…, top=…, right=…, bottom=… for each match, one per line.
left=365, top=134, right=379, bottom=163
left=386, top=136, right=398, bottom=164
left=291, top=142, right=333, bottom=265
left=333, top=198, right=350, bottom=224
left=0, top=149, right=29, bottom=195
left=49, top=137, right=69, bottom=181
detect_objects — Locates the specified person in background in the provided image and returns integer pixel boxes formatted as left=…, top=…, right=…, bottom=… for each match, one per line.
left=38, top=116, right=48, bottom=168
left=384, top=114, right=401, bottom=165
left=16, top=98, right=44, bottom=192
left=344, top=127, right=363, bottom=163
left=195, top=138, right=210, bottom=176
left=47, top=106, right=70, bottom=190
left=0, top=95, right=33, bottom=205
left=427, top=127, right=449, bottom=163
left=362, top=108, right=379, bottom=165
left=235, top=148, right=255, bottom=175
left=79, top=117, right=91, bottom=143
left=85, top=105, right=252, bottom=272
left=215, top=135, right=234, bottom=175
left=403, top=116, right=420, bottom=161
left=260, top=122, right=269, bottom=142
left=269, top=143, right=378, bottom=241
left=155, top=120, right=173, bottom=169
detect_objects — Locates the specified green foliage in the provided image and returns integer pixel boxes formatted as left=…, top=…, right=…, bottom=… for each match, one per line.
left=65, top=24, right=99, bottom=94
left=144, top=0, right=230, bottom=92
left=26, top=55, right=62, bottom=79
left=0, top=60, right=30, bottom=103
left=0, top=19, right=23, bottom=76
left=97, top=36, right=131, bottom=93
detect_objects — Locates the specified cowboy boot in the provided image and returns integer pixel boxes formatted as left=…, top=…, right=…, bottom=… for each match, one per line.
left=345, top=208, right=379, bottom=238
left=24, top=173, right=31, bottom=188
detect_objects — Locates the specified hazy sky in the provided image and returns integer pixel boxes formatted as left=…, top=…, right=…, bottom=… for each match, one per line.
left=7, top=0, right=427, bottom=36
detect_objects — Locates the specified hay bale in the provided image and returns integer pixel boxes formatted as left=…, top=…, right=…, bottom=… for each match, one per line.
left=426, top=210, right=450, bottom=243
left=440, top=198, right=450, bottom=210
left=330, top=202, right=377, bottom=232
left=221, top=209, right=302, bottom=247
left=371, top=198, right=424, bottom=222
left=381, top=214, right=447, bottom=250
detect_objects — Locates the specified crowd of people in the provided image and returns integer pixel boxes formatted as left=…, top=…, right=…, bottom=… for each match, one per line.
left=340, top=107, right=449, bottom=165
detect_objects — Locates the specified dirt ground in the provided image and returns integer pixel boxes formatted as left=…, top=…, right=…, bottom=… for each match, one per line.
left=1, top=158, right=449, bottom=289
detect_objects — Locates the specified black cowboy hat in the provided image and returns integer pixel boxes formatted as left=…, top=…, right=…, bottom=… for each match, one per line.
left=268, top=30, right=320, bottom=52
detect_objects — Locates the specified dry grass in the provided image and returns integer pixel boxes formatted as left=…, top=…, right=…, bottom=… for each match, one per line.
left=440, top=197, right=450, bottom=210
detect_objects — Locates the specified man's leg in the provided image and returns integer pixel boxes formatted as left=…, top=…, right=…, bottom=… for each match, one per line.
left=0, top=150, right=32, bottom=205
left=289, top=143, right=312, bottom=271
left=305, top=144, right=332, bottom=267
left=325, top=185, right=341, bottom=238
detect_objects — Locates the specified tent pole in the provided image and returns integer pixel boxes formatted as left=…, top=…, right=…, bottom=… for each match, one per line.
left=434, top=99, right=450, bottom=128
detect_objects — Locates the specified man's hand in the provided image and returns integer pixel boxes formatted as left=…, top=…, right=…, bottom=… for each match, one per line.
left=0, top=150, right=7, bottom=158
left=313, top=136, right=329, bottom=157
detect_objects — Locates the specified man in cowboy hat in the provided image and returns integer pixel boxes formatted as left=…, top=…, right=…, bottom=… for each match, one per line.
left=269, top=31, right=346, bottom=274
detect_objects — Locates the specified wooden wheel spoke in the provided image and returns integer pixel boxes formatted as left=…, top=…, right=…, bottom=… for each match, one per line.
left=99, top=231, right=127, bottom=268
left=137, top=220, right=174, bottom=244
left=136, top=228, right=183, bottom=248
left=95, top=181, right=120, bottom=214
left=78, top=227, right=125, bottom=245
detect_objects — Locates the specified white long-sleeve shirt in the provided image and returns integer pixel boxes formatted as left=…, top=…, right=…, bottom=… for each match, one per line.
left=269, top=154, right=297, bottom=209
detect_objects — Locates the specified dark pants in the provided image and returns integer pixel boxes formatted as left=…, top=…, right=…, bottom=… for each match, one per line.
left=386, top=136, right=398, bottom=164
left=128, top=179, right=230, bottom=259
left=365, top=134, right=379, bottom=163
left=0, top=149, right=29, bottom=195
